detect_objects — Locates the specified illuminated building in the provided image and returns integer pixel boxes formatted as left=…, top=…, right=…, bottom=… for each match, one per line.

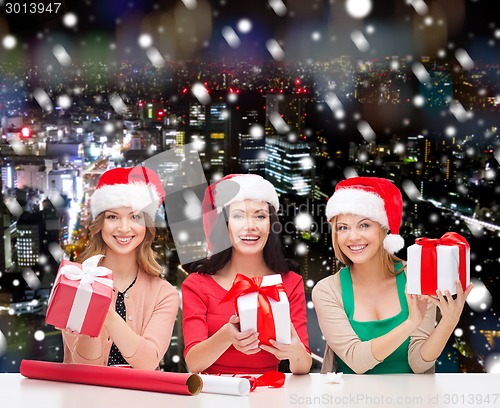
left=265, top=136, right=315, bottom=197
left=15, top=212, right=44, bottom=268
left=238, top=108, right=266, bottom=174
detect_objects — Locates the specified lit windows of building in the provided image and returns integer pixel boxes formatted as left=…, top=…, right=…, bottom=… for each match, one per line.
left=16, top=213, right=44, bottom=268
left=265, top=136, right=315, bottom=197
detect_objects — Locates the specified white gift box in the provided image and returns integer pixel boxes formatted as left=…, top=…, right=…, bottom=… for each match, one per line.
left=237, top=274, right=291, bottom=345
left=407, top=243, right=470, bottom=296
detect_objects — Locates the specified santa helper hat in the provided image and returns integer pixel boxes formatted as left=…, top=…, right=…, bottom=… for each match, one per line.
left=90, top=166, right=166, bottom=220
left=325, top=176, right=405, bottom=254
left=202, top=174, right=280, bottom=253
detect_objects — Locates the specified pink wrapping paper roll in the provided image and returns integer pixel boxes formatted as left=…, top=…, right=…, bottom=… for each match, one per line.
left=20, top=360, right=202, bottom=395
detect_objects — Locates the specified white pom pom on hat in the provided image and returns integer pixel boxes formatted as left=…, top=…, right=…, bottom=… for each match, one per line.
left=325, top=176, right=405, bottom=254
left=90, top=166, right=165, bottom=220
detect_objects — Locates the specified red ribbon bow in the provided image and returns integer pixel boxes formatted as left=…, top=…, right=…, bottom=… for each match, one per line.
left=221, top=273, right=284, bottom=346
left=210, top=371, right=286, bottom=392
left=415, top=232, right=470, bottom=294
left=238, top=371, right=286, bottom=391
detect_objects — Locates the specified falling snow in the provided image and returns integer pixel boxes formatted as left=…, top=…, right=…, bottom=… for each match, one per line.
left=295, top=213, right=313, bottom=231
left=2, top=35, right=17, bottom=50
left=191, top=83, right=211, bottom=105
left=266, top=39, right=285, bottom=61
left=237, top=19, right=252, bottom=34
left=357, top=120, right=376, bottom=142
left=222, top=26, right=241, bottom=49
left=62, top=12, right=78, bottom=28
left=351, top=30, right=370, bottom=52
left=345, top=0, right=372, bottom=19
left=269, top=0, right=287, bottom=17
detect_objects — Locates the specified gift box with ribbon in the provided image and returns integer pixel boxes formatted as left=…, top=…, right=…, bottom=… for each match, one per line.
left=221, top=273, right=291, bottom=346
left=407, top=232, right=470, bottom=296
left=46, top=255, right=114, bottom=337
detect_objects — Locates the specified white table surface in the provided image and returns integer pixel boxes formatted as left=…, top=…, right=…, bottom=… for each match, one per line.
left=3, top=372, right=500, bottom=408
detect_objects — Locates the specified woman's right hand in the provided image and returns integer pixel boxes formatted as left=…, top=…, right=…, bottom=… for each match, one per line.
left=406, top=293, right=428, bottom=330
left=224, top=315, right=260, bottom=354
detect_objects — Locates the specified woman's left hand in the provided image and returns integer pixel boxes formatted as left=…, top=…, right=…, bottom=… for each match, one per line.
left=427, top=280, right=474, bottom=329
left=259, top=324, right=305, bottom=360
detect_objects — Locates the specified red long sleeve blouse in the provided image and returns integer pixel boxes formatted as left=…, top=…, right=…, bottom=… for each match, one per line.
left=182, top=271, right=310, bottom=374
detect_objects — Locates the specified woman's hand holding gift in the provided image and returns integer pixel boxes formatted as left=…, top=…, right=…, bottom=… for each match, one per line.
left=259, top=324, right=305, bottom=361
left=406, top=293, right=429, bottom=330
left=427, top=280, right=474, bottom=329
left=224, top=315, right=260, bottom=355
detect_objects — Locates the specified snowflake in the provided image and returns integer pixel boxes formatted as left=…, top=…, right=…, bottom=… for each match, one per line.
left=351, top=30, right=370, bottom=52
left=2, top=34, right=17, bottom=50
left=57, top=95, right=72, bottom=109
left=413, top=95, right=425, bottom=108
left=295, top=242, right=308, bottom=256
left=295, top=213, right=313, bottom=231
left=237, top=19, right=252, bottom=34
left=357, top=120, right=376, bottom=142
left=266, top=39, right=285, bottom=61
left=466, top=280, right=492, bottom=312
left=345, top=0, right=372, bottom=19
left=52, top=44, right=72, bottom=67
left=191, top=83, right=211, bottom=105
left=269, top=0, right=287, bottom=17
left=34, top=330, right=45, bottom=341
left=222, top=26, right=240, bottom=48
left=455, top=48, right=474, bottom=70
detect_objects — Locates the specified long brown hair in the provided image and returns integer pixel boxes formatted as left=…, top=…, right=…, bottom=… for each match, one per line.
left=76, top=212, right=163, bottom=278
left=330, top=216, right=405, bottom=276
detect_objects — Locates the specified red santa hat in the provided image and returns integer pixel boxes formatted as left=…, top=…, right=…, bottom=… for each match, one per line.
left=202, top=174, right=280, bottom=253
left=90, top=166, right=165, bottom=220
left=325, top=176, right=405, bottom=254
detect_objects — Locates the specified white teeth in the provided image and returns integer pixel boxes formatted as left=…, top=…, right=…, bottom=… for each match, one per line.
left=116, top=237, right=133, bottom=243
left=240, top=236, right=259, bottom=241
left=349, top=245, right=366, bottom=251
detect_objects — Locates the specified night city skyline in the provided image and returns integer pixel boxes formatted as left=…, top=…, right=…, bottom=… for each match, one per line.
left=1, top=0, right=499, bottom=374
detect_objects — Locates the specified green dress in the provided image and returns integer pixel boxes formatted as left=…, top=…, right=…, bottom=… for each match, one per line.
left=336, top=265, right=412, bottom=374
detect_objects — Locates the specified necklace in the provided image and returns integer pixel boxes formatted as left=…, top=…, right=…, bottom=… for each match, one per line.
left=115, top=267, right=139, bottom=293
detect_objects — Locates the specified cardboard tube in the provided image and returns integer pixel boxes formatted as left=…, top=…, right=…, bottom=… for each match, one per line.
left=199, top=375, right=251, bottom=396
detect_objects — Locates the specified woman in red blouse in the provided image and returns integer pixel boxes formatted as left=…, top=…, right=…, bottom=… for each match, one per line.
left=182, top=174, right=311, bottom=374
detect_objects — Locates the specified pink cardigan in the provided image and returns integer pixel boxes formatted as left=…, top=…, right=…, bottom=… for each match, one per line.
left=62, top=269, right=179, bottom=369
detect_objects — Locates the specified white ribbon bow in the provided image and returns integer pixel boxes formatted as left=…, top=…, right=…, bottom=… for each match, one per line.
left=60, top=254, right=114, bottom=290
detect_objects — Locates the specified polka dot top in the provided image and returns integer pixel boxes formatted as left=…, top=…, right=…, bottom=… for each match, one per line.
left=108, top=276, right=137, bottom=366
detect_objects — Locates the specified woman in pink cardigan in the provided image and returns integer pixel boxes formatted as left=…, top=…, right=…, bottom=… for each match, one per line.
left=62, top=166, right=179, bottom=369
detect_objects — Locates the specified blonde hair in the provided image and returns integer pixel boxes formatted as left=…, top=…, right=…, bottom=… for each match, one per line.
left=76, top=212, right=163, bottom=278
left=330, top=216, right=405, bottom=276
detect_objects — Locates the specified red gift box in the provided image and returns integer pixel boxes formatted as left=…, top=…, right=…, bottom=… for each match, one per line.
left=46, top=255, right=114, bottom=337
left=221, top=273, right=291, bottom=346
left=407, top=232, right=470, bottom=296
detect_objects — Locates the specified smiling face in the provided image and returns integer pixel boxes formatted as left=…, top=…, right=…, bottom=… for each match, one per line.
left=227, top=200, right=271, bottom=257
left=101, top=207, right=146, bottom=257
left=334, top=213, right=384, bottom=266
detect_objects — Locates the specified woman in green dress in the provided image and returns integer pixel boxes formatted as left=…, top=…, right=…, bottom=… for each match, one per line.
left=312, top=177, right=473, bottom=374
